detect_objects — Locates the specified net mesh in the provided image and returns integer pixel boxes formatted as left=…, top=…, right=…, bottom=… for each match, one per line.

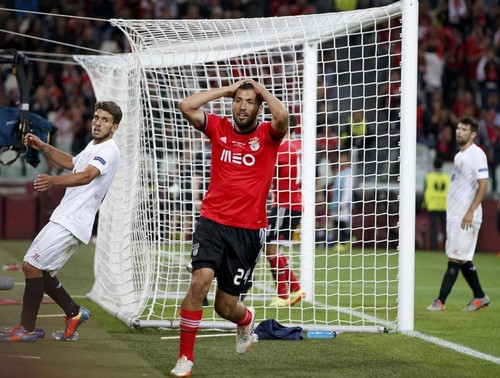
left=76, top=1, right=404, bottom=332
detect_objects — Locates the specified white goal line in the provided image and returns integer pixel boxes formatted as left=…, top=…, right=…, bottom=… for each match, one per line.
left=408, top=331, right=500, bottom=366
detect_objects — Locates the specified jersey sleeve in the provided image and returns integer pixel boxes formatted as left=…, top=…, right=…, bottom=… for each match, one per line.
left=476, top=148, right=489, bottom=180
left=203, top=112, right=223, bottom=139
left=89, top=145, right=120, bottom=175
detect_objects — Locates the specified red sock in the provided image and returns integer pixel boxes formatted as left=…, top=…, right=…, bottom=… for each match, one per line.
left=236, top=307, right=252, bottom=327
left=279, top=254, right=301, bottom=293
left=179, top=308, right=202, bottom=362
left=268, top=254, right=290, bottom=298
left=289, top=269, right=301, bottom=293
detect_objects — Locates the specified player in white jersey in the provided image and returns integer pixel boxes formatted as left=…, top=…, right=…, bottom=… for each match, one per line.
left=1, top=101, right=122, bottom=343
left=427, top=117, right=490, bottom=312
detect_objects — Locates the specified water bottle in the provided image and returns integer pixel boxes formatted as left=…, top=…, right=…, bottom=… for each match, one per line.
left=307, top=330, right=338, bottom=339
left=52, top=330, right=79, bottom=341
left=0, top=326, right=10, bottom=337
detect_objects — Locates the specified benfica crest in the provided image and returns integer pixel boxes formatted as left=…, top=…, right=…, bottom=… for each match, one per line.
left=249, top=137, right=260, bottom=151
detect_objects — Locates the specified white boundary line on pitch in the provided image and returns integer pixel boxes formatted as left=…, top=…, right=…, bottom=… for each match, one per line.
left=408, top=331, right=500, bottom=365
left=37, top=314, right=64, bottom=318
left=314, top=299, right=500, bottom=365
left=2, top=355, right=41, bottom=360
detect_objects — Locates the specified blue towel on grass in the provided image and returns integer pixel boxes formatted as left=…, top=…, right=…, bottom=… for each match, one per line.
left=255, top=319, right=303, bottom=341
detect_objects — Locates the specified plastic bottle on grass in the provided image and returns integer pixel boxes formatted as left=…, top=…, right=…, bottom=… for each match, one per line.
left=35, top=328, right=46, bottom=339
left=307, top=330, right=337, bottom=339
left=52, top=330, right=79, bottom=340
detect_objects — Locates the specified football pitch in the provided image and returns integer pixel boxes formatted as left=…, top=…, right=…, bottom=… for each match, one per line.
left=0, top=240, right=499, bottom=377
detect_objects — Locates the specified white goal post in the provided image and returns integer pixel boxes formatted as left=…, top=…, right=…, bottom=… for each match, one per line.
left=75, top=0, right=417, bottom=333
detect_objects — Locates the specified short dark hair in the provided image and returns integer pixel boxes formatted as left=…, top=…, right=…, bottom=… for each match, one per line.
left=458, top=117, right=478, bottom=133
left=234, top=83, right=263, bottom=105
left=95, top=101, right=123, bottom=125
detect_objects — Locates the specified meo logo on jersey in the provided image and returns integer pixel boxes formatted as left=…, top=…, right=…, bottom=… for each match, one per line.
left=220, top=149, right=256, bottom=166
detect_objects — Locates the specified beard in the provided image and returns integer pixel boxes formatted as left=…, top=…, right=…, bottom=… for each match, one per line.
left=92, top=128, right=113, bottom=141
left=234, top=112, right=258, bottom=131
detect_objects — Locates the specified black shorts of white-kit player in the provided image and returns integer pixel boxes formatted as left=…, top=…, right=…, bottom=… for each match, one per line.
left=190, top=216, right=265, bottom=296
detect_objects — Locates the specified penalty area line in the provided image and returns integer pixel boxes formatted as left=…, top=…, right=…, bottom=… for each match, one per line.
left=161, top=333, right=235, bottom=340
left=408, top=331, right=500, bottom=365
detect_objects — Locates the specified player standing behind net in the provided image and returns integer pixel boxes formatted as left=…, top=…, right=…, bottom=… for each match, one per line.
left=170, top=79, right=289, bottom=377
left=427, top=117, right=490, bottom=312
left=265, top=135, right=305, bottom=307
left=1, top=101, right=122, bottom=342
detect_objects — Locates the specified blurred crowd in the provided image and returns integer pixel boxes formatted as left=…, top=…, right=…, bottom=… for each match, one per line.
left=417, top=0, right=500, bottom=191
left=0, top=0, right=500, bottom=190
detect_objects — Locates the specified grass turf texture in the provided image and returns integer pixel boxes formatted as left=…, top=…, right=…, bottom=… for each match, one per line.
left=0, top=240, right=499, bottom=377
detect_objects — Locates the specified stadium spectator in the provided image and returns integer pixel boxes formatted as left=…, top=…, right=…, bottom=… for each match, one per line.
left=333, top=0, right=359, bottom=12
left=464, top=23, right=487, bottom=91
left=327, top=150, right=353, bottom=249
left=427, top=117, right=490, bottom=312
left=476, top=45, right=500, bottom=109
left=421, top=158, right=450, bottom=251
left=341, top=110, right=367, bottom=150
left=435, top=124, right=456, bottom=163
left=446, top=0, right=468, bottom=34
left=451, top=89, right=479, bottom=122
left=478, top=107, right=500, bottom=191
left=170, top=79, right=289, bottom=377
left=440, top=26, right=465, bottom=107
left=421, top=43, right=445, bottom=111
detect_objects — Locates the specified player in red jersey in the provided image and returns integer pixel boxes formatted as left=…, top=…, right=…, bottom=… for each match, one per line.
left=170, top=78, right=289, bottom=377
left=265, top=137, right=305, bottom=307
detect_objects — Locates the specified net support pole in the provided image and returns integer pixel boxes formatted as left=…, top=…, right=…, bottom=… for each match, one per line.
left=398, top=0, right=418, bottom=332
left=300, top=42, right=318, bottom=301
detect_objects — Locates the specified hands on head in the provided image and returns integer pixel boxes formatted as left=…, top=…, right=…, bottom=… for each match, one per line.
left=230, top=78, right=264, bottom=94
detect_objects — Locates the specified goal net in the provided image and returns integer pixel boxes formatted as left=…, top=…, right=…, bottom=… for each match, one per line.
left=75, top=0, right=417, bottom=333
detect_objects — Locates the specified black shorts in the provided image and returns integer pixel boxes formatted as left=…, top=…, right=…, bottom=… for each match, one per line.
left=266, top=206, right=302, bottom=243
left=190, top=216, right=265, bottom=296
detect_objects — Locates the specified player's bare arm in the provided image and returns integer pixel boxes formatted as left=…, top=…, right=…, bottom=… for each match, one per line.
left=24, top=132, right=74, bottom=170
left=33, top=165, right=101, bottom=192
left=244, top=78, right=289, bottom=134
left=461, top=178, right=488, bottom=229
left=178, top=79, right=247, bottom=129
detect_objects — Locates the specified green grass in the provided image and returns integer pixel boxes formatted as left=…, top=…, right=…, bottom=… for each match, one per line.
left=1, top=240, right=499, bottom=377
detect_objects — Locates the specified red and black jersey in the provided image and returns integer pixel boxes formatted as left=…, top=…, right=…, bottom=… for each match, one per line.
left=271, top=139, right=302, bottom=212
left=200, top=112, right=283, bottom=229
